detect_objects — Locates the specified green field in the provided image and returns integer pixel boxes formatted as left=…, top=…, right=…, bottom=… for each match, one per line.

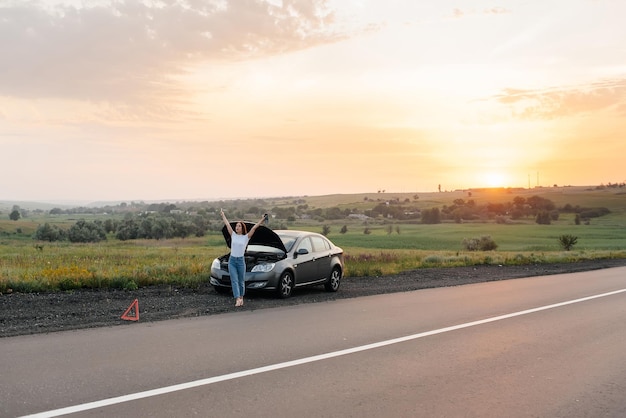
left=1, top=186, right=625, bottom=293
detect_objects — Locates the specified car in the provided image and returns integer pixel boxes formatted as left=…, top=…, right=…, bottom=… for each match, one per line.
left=210, top=222, right=344, bottom=298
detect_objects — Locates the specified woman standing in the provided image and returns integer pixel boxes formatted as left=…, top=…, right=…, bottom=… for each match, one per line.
left=220, top=209, right=266, bottom=307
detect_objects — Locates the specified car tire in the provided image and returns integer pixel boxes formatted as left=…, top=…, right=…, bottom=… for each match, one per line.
left=277, top=271, right=294, bottom=299
left=324, top=267, right=341, bottom=292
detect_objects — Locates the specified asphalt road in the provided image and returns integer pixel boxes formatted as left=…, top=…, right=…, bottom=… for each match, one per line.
left=2, top=267, right=626, bottom=418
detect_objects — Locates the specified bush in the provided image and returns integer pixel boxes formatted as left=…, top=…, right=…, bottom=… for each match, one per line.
left=68, top=220, right=107, bottom=243
left=579, top=207, right=610, bottom=218
left=34, top=223, right=66, bottom=242
left=463, top=235, right=498, bottom=251
left=536, top=211, right=551, bottom=225
left=558, top=234, right=578, bottom=251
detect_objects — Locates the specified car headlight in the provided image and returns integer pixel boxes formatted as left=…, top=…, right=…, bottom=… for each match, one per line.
left=251, top=262, right=276, bottom=273
left=211, top=258, right=221, bottom=270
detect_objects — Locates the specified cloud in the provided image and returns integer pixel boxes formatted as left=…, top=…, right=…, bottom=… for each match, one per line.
left=491, top=78, right=626, bottom=119
left=0, top=0, right=346, bottom=103
left=483, top=7, right=509, bottom=15
left=450, top=6, right=510, bottom=19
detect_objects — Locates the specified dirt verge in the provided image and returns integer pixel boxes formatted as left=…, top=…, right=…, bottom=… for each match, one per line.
left=2, top=258, right=625, bottom=338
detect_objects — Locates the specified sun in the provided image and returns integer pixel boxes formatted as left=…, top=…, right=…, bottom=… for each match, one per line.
left=482, top=171, right=508, bottom=188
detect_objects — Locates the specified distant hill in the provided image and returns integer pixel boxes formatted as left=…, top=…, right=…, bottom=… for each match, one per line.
left=2, top=185, right=623, bottom=213
left=0, top=201, right=80, bottom=212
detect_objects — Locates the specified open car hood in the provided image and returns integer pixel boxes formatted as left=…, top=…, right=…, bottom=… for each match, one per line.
left=221, top=222, right=287, bottom=253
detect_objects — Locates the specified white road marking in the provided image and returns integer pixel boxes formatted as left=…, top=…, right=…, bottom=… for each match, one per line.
left=22, top=288, right=626, bottom=418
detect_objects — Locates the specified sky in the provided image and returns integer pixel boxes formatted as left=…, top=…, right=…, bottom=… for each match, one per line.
left=1, top=0, right=625, bottom=203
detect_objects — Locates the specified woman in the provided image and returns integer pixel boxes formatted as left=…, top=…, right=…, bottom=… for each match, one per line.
left=220, top=209, right=266, bottom=307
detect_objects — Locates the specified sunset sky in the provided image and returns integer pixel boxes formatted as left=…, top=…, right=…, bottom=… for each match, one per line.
left=1, top=0, right=625, bottom=203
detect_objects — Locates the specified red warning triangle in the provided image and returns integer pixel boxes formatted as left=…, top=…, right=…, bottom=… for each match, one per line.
left=121, top=299, right=139, bottom=321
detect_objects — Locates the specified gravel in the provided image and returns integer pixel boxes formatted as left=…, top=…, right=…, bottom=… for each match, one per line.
left=2, top=258, right=626, bottom=338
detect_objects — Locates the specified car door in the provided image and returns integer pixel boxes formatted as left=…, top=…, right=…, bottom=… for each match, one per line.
left=293, top=236, right=317, bottom=284
left=310, top=235, right=332, bottom=280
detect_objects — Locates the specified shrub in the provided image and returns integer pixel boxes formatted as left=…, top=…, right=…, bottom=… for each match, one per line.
left=34, top=223, right=66, bottom=242
left=559, top=234, right=578, bottom=251
left=462, top=235, right=498, bottom=251
left=579, top=207, right=610, bottom=218
left=536, top=211, right=551, bottom=225
left=68, top=220, right=107, bottom=243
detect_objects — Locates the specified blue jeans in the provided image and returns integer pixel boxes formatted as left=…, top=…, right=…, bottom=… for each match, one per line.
left=228, top=256, right=246, bottom=298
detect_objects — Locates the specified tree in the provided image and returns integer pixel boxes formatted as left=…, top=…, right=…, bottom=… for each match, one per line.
left=9, top=210, right=21, bottom=221
left=34, top=223, right=66, bottom=242
left=527, top=196, right=555, bottom=212
left=324, top=206, right=343, bottom=220
left=558, top=234, right=578, bottom=251
left=103, top=219, right=117, bottom=234
left=421, top=207, right=441, bottom=224
left=513, top=196, right=526, bottom=209
left=68, top=220, right=107, bottom=243
left=453, top=198, right=465, bottom=206
left=536, top=210, right=551, bottom=225
left=116, top=219, right=139, bottom=240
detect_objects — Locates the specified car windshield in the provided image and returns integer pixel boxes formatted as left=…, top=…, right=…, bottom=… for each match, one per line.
left=277, top=233, right=298, bottom=252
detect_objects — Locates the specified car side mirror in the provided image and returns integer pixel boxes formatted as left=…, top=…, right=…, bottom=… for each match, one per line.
left=295, top=248, right=309, bottom=258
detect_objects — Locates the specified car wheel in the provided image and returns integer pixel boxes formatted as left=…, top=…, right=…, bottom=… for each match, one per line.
left=324, top=267, right=341, bottom=292
left=277, top=271, right=294, bottom=299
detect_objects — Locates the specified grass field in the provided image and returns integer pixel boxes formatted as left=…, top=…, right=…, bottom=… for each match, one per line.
left=1, top=186, right=625, bottom=293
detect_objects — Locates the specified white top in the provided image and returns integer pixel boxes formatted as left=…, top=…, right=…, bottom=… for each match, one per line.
left=230, top=233, right=249, bottom=257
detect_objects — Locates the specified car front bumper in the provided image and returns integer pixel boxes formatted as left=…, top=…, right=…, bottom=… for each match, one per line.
left=210, top=271, right=278, bottom=291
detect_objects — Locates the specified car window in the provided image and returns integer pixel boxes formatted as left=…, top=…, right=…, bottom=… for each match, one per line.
left=311, top=236, right=330, bottom=252
left=297, top=237, right=313, bottom=253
